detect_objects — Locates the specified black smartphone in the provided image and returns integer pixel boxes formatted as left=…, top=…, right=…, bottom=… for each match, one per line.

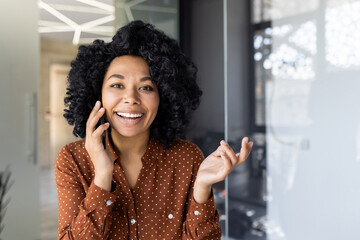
left=95, top=99, right=107, bottom=149
left=100, top=116, right=106, bottom=149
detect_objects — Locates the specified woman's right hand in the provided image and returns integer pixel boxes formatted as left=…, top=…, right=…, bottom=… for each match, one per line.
left=85, top=100, right=113, bottom=191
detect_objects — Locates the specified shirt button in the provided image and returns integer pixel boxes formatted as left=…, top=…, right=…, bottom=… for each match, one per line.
left=106, top=200, right=112, bottom=206
left=194, top=210, right=200, bottom=216
left=131, top=219, right=136, bottom=225
left=168, top=214, right=174, bottom=219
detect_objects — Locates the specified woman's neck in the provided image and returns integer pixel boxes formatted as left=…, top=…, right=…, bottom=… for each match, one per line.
left=110, top=129, right=150, bottom=159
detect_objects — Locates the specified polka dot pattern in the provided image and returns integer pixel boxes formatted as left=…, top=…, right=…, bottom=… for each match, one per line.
left=55, top=138, right=221, bottom=239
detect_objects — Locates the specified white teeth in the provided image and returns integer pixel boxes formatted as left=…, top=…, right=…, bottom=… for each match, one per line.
left=116, top=112, right=143, bottom=118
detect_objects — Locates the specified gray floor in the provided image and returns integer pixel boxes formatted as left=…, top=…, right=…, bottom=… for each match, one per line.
left=40, top=167, right=58, bottom=240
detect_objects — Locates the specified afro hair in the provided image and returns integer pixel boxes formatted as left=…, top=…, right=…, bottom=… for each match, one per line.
left=64, top=20, right=202, bottom=148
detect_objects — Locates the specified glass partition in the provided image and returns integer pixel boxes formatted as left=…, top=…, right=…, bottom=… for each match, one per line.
left=259, top=0, right=360, bottom=239
left=226, top=0, right=360, bottom=239
left=266, top=0, right=360, bottom=240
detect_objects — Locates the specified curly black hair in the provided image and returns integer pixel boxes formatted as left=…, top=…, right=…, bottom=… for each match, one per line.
left=64, top=20, right=202, bottom=148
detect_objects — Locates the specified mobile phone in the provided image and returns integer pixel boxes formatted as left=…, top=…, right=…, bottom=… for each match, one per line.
left=100, top=116, right=106, bottom=149
left=95, top=99, right=107, bottom=149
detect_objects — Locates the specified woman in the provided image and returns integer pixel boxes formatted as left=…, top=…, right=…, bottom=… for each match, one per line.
left=56, top=20, right=253, bottom=239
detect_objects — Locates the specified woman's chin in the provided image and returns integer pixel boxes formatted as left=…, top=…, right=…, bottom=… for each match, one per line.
left=110, top=126, right=150, bottom=139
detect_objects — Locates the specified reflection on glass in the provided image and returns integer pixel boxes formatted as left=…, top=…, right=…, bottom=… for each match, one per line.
left=254, top=28, right=272, bottom=127
left=325, top=1, right=360, bottom=69
left=267, top=44, right=315, bottom=79
left=252, top=0, right=319, bottom=24
left=253, top=19, right=317, bottom=128
left=289, top=21, right=317, bottom=55
left=266, top=0, right=360, bottom=240
left=255, top=22, right=316, bottom=81
left=115, top=0, right=179, bottom=40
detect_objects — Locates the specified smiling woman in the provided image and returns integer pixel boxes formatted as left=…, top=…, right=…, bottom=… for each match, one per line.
left=56, top=20, right=252, bottom=240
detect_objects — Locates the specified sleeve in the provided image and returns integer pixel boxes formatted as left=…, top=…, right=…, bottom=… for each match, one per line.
left=182, top=144, right=222, bottom=239
left=55, top=145, right=120, bottom=240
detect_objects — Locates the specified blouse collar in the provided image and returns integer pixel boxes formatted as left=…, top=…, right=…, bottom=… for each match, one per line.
left=105, top=130, right=160, bottom=165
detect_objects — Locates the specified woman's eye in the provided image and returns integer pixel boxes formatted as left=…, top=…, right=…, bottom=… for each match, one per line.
left=111, top=84, right=123, bottom=88
left=140, top=86, right=154, bottom=91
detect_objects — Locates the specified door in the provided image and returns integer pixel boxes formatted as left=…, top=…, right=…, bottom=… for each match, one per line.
left=0, top=0, right=41, bottom=239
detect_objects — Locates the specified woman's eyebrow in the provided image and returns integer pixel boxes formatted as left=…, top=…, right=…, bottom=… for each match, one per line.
left=140, top=76, right=152, bottom=82
left=107, top=74, right=151, bottom=81
left=107, top=74, right=124, bottom=80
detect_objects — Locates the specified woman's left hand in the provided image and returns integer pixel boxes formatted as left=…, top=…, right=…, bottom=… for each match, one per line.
left=194, top=137, right=253, bottom=203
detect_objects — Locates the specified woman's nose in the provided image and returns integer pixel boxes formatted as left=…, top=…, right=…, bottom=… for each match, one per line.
left=123, top=87, right=140, bottom=104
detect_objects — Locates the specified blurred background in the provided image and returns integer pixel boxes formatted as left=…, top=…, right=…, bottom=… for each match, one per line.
left=0, top=0, right=359, bottom=239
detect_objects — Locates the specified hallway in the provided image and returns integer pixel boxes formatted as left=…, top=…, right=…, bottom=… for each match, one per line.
left=40, top=168, right=58, bottom=240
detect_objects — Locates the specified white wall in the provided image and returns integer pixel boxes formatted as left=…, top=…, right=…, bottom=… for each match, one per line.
left=0, top=0, right=41, bottom=239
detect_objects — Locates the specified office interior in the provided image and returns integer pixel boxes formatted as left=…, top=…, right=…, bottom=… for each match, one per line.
left=0, top=0, right=359, bottom=239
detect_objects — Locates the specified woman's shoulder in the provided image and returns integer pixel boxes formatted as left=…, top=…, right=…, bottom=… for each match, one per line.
left=56, top=139, right=87, bottom=163
left=60, top=139, right=86, bottom=152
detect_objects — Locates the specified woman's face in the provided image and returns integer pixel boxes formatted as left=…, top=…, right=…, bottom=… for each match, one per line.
left=101, top=55, right=160, bottom=139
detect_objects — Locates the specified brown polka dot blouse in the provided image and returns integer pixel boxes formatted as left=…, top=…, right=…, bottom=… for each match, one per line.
left=55, top=137, right=221, bottom=239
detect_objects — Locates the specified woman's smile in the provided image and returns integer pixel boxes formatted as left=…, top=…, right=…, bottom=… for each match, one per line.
left=115, top=111, right=145, bottom=126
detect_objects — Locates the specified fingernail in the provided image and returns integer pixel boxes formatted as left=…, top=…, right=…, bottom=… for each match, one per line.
left=98, top=107, right=104, bottom=112
left=95, top=101, right=100, bottom=107
left=221, top=140, right=227, bottom=146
